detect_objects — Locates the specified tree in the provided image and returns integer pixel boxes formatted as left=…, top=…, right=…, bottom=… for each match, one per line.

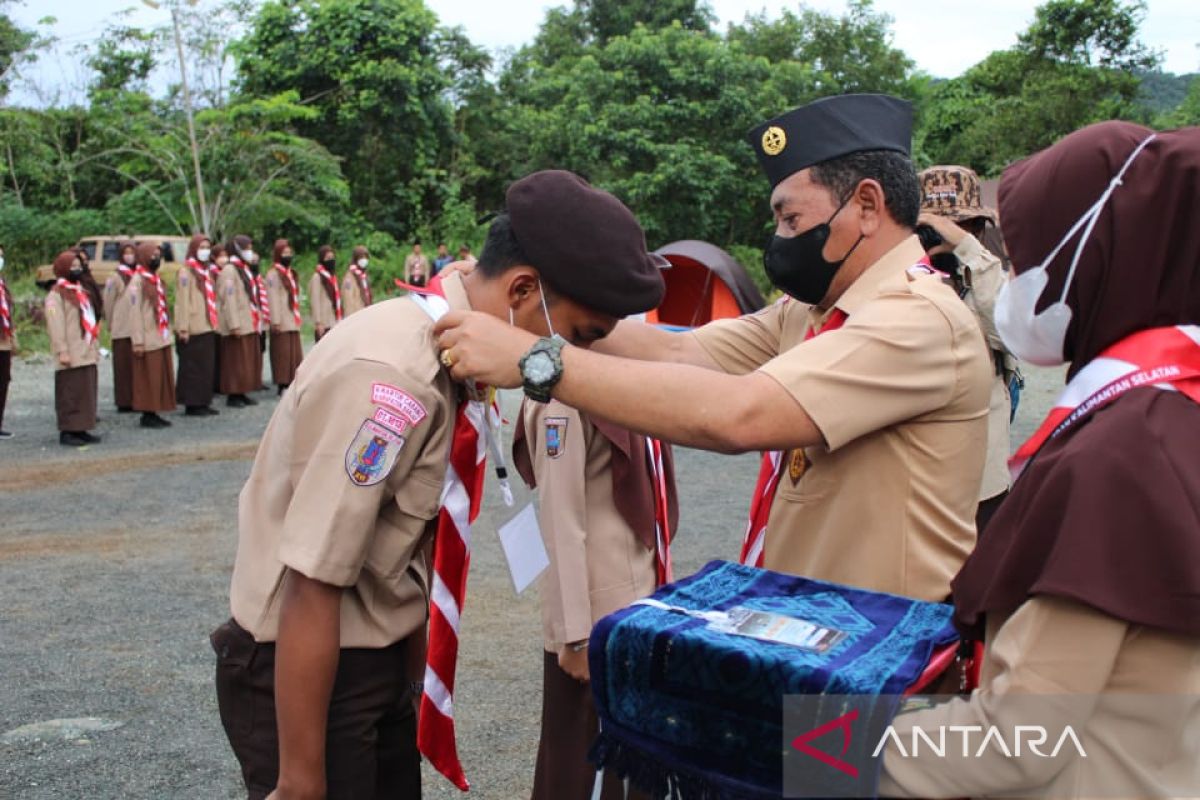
left=0, top=0, right=51, bottom=102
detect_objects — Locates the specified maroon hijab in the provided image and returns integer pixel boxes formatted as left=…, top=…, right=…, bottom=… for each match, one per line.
left=952, top=122, right=1200, bottom=638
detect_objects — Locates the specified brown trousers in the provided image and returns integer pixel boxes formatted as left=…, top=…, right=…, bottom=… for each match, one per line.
left=55, top=364, right=97, bottom=432
left=111, top=337, right=133, bottom=409
left=532, top=650, right=648, bottom=800
left=133, top=346, right=176, bottom=412
left=269, top=329, right=303, bottom=387
left=211, top=619, right=421, bottom=800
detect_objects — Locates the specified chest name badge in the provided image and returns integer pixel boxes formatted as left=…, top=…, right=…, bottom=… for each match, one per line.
left=345, top=420, right=405, bottom=486
left=545, top=416, right=568, bottom=459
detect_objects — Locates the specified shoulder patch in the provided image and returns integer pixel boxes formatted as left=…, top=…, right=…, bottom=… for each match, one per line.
left=545, top=416, right=568, bottom=459
left=345, top=420, right=405, bottom=486
left=372, top=406, right=410, bottom=436
left=371, top=382, right=427, bottom=425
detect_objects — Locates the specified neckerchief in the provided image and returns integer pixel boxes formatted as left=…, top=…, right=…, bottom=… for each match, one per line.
left=316, top=265, right=342, bottom=321
left=232, top=259, right=261, bottom=332
left=136, top=267, right=170, bottom=343
left=55, top=278, right=100, bottom=344
left=739, top=306, right=849, bottom=566
left=255, top=274, right=271, bottom=328
left=0, top=276, right=12, bottom=338
left=187, top=258, right=218, bottom=329
left=350, top=264, right=372, bottom=305
left=273, top=264, right=302, bottom=327
left=1010, top=324, right=1200, bottom=479
left=117, top=263, right=136, bottom=286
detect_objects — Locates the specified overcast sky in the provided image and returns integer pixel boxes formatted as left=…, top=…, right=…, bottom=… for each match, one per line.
left=8, top=0, right=1198, bottom=105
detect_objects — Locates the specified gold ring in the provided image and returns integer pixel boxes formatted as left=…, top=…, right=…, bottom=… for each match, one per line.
left=440, top=349, right=456, bottom=368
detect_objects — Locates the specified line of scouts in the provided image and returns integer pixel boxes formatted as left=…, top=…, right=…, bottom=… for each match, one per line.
left=32, top=235, right=377, bottom=446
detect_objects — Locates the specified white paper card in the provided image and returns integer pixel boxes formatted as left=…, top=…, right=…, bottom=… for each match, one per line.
left=497, top=502, right=550, bottom=595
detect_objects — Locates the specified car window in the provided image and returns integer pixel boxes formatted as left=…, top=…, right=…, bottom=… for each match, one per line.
left=79, top=242, right=97, bottom=261
left=160, top=242, right=177, bottom=262
left=102, top=241, right=121, bottom=261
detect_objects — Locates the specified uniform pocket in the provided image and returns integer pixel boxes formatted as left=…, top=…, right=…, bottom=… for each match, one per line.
left=211, top=619, right=258, bottom=740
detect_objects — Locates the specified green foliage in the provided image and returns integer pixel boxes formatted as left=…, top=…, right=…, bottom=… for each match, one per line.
left=0, top=202, right=108, bottom=275
left=1136, top=70, right=1199, bottom=116
left=0, top=0, right=39, bottom=101
left=1157, top=76, right=1200, bottom=128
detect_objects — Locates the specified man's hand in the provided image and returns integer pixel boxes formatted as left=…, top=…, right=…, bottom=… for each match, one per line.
left=439, top=260, right=476, bottom=279
left=917, top=212, right=968, bottom=254
left=558, top=644, right=590, bottom=683
left=57, top=352, right=71, bottom=367
left=433, top=311, right=538, bottom=388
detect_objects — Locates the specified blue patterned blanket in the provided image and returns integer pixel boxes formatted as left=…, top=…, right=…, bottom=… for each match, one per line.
left=589, top=560, right=957, bottom=799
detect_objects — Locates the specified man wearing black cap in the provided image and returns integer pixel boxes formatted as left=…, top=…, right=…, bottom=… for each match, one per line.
left=211, top=169, right=665, bottom=800
left=435, top=94, right=993, bottom=603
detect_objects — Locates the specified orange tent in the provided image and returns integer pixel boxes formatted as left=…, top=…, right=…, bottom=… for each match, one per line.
left=646, top=240, right=766, bottom=328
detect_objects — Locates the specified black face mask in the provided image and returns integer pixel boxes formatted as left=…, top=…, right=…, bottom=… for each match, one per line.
left=148, top=258, right=161, bottom=271
left=762, top=197, right=862, bottom=306
left=279, top=256, right=293, bottom=268
left=321, top=258, right=336, bottom=270
left=68, top=268, right=84, bottom=281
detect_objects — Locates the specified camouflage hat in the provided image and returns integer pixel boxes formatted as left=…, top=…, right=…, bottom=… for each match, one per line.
left=919, top=165, right=998, bottom=224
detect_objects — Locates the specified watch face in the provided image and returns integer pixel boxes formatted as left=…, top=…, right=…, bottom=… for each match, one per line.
left=525, top=351, right=556, bottom=383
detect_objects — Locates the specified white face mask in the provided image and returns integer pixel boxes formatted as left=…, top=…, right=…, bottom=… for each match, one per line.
left=509, top=281, right=557, bottom=338
left=123, top=253, right=136, bottom=265
left=0, top=256, right=5, bottom=271
left=197, top=248, right=211, bottom=262
left=240, top=249, right=254, bottom=262
left=995, top=134, right=1156, bottom=367
left=357, top=258, right=369, bottom=268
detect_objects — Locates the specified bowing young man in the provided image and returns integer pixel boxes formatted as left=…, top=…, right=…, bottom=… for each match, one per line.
left=211, top=170, right=666, bottom=800
left=435, top=94, right=993, bottom=603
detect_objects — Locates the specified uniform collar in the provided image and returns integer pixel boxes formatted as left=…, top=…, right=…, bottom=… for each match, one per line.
left=807, top=235, right=926, bottom=328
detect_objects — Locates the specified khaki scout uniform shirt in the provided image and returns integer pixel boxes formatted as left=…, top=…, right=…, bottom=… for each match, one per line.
left=266, top=267, right=302, bottom=333
left=103, top=274, right=135, bottom=340
left=127, top=273, right=174, bottom=353
left=692, top=237, right=991, bottom=601
left=230, top=272, right=471, bottom=648
left=342, top=270, right=371, bottom=317
left=309, top=272, right=339, bottom=331
left=956, top=235, right=1013, bottom=502
left=174, top=263, right=215, bottom=337
left=880, top=596, right=1200, bottom=799
left=217, top=264, right=255, bottom=336
left=520, top=400, right=656, bottom=653
left=404, top=253, right=430, bottom=283
left=45, top=290, right=100, bottom=370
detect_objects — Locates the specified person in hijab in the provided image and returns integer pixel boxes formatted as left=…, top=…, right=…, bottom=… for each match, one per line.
left=216, top=242, right=260, bottom=408
left=265, top=238, right=304, bottom=393
left=72, top=245, right=105, bottom=325
left=128, top=242, right=176, bottom=428
left=251, top=248, right=268, bottom=379
left=342, top=245, right=373, bottom=317
left=309, top=244, right=341, bottom=342
left=45, top=250, right=101, bottom=446
left=879, top=121, right=1200, bottom=798
left=0, top=242, right=15, bottom=439
left=175, top=233, right=220, bottom=416
left=102, top=242, right=138, bottom=413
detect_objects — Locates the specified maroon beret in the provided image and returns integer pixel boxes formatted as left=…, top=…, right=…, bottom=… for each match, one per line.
left=506, top=170, right=665, bottom=317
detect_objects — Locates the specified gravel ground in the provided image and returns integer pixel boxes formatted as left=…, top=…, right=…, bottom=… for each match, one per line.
left=0, top=346, right=1063, bottom=799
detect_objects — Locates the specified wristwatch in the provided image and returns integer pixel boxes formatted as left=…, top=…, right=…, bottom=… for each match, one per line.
left=518, top=335, right=566, bottom=403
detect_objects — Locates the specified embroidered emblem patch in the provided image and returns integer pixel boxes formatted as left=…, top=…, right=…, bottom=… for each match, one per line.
left=787, top=448, right=808, bottom=485
left=345, top=420, right=405, bottom=486
left=371, top=382, right=427, bottom=425
left=372, top=406, right=409, bottom=436
left=545, top=417, right=568, bottom=459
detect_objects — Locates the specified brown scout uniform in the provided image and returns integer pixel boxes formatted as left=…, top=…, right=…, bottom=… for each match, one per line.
left=45, top=288, right=100, bottom=432
left=692, top=237, right=991, bottom=602
left=103, top=271, right=136, bottom=409
left=309, top=271, right=338, bottom=335
left=265, top=266, right=303, bottom=387
left=127, top=271, right=176, bottom=412
left=879, top=596, right=1200, bottom=798
left=342, top=268, right=371, bottom=317
left=214, top=272, right=470, bottom=798
left=520, top=398, right=657, bottom=800
left=216, top=262, right=260, bottom=395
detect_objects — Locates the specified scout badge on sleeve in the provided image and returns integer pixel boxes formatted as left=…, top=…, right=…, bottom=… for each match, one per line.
left=544, top=416, right=568, bottom=458
left=787, top=448, right=808, bottom=485
left=345, top=420, right=405, bottom=486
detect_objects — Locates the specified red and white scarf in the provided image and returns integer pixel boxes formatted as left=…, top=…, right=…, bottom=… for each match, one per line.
left=117, top=263, right=136, bottom=284
left=0, top=276, right=12, bottom=338
left=274, top=264, right=302, bottom=327
left=350, top=264, right=372, bottom=305
left=317, top=265, right=342, bottom=321
left=187, top=258, right=218, bottom=329
left=54, top=278, right=100, bottom=344
left=1010, top=325, right=1200, bottom=479
left=739, top=305, right=849, bottom=567
left=255, top=274, right=271, bottom=329
left=646, top=436, right=674, bottom=585
left=136, top=267, right=171, bottom=343
left=232, top=259, right=260, bottom=332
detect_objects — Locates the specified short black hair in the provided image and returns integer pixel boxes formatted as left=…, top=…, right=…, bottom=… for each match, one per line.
left=809, top=150, right=920, bottom=228
left=477, top=213, right=531, bottom=277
